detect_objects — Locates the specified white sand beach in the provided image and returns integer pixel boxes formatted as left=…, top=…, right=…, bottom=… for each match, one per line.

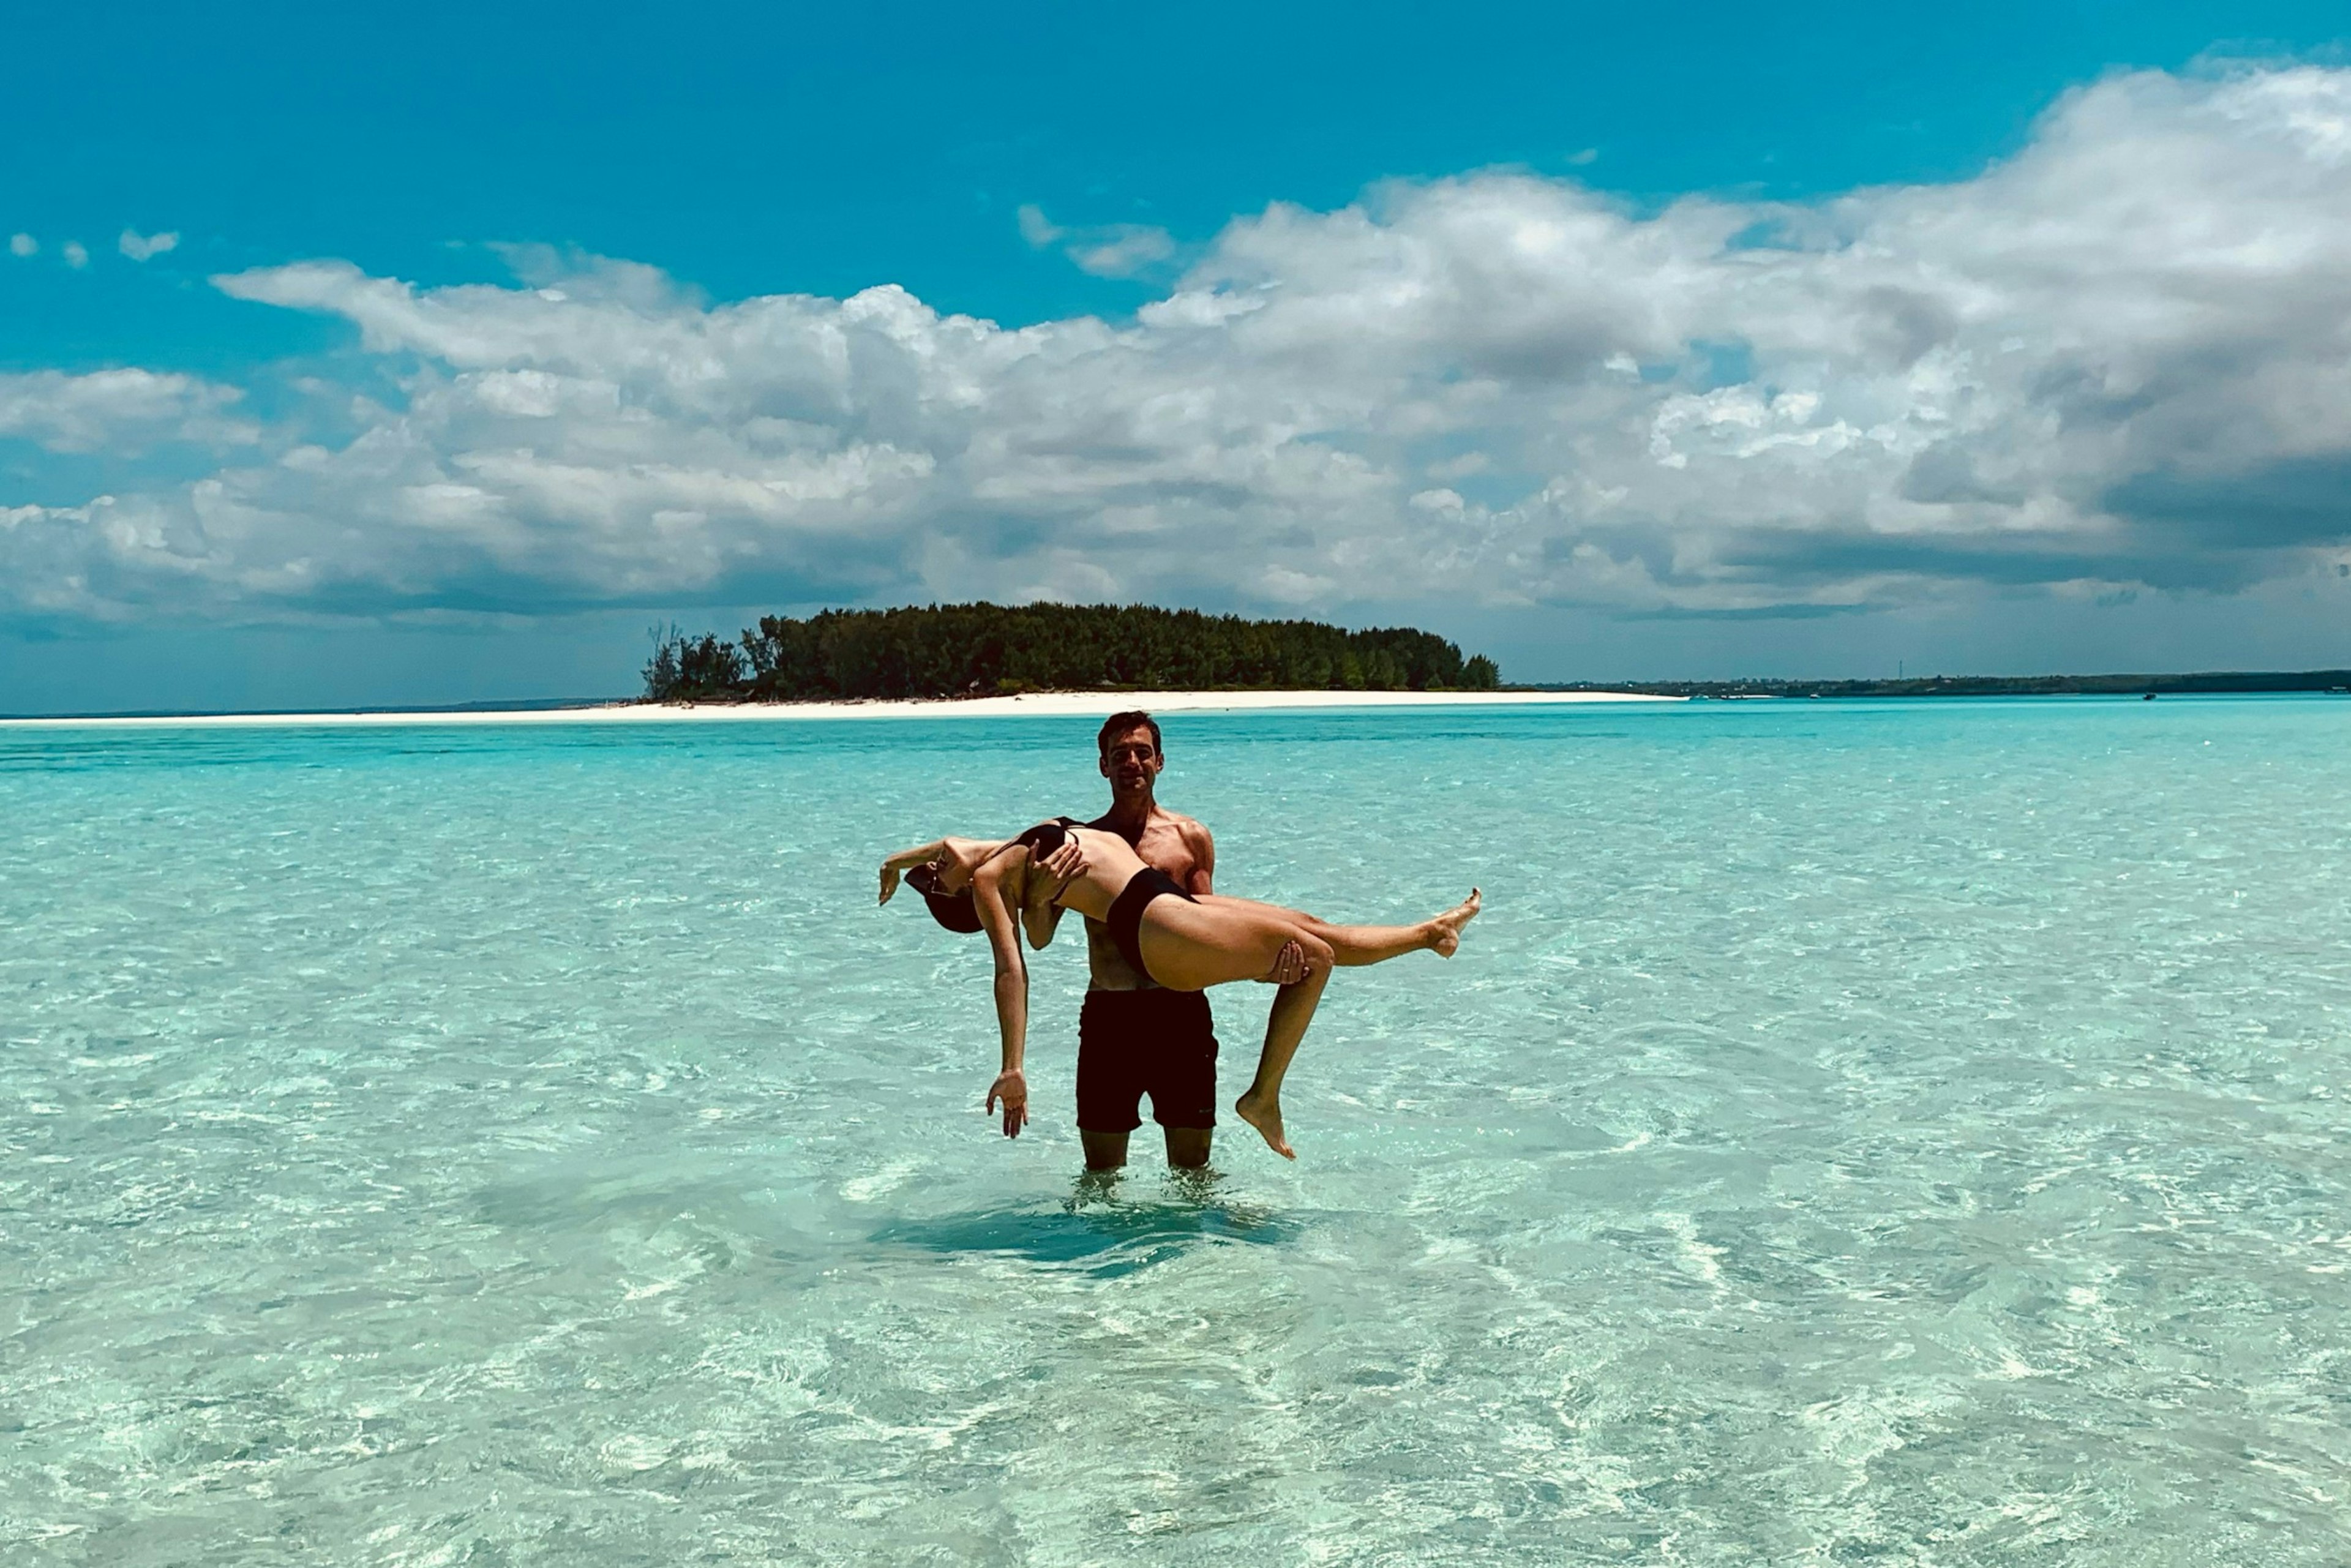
left=2, top=688, right=1674, bottom=729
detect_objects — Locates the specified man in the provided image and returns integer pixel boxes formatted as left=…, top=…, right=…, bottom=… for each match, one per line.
left=1070, top=711, right=1302, bottom=1170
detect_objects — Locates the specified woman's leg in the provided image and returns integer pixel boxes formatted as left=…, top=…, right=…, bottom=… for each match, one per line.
left=1225, top=895, right=1477, bottom=1158
left=1138, top=896, right=1324, bottom=991
left=1234, top=960, right=1330, bottom=1160
left=1136, top=899, right=1335, bottom=1157
left=1135, top=890, right=1479, bottom=1159
left=1194, top=890, right=1482, bottom=967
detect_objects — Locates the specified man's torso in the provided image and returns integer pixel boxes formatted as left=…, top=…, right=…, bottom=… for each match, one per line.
left=1082, top=806, right=1205, bottom=992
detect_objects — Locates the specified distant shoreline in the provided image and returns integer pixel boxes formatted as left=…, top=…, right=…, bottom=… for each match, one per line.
left=15, top=671, right=2351, bottom=727
left=1529, top=669, right=2351, bottom=699
left=0, top=688, right=1672, bottom=729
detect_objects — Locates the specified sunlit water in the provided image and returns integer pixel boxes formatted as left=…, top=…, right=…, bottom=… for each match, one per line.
left=5, top=700, right=2349, bottom=1564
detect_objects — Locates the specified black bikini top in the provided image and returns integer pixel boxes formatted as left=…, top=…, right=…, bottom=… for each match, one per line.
left=1013, top=816, right=1084, bottom=857
left=1014, top=815, right=1149, bottom=855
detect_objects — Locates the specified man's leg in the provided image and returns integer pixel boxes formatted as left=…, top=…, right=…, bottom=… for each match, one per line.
left=1076, top=992, right=1146, bottom=1172
left=1163, top=1127, right=1212, bottom=1168
left=1148, top=991, right=1220, bottom=1170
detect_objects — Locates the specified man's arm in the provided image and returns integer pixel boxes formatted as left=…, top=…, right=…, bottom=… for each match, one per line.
left=1182, top=817, right=1306, bottom=985
left=1182, top=819, right=1215, bottom=897
left=1023, top=832, right=1089, bottom=947
left=1021, top=894, right=1068, bottom=950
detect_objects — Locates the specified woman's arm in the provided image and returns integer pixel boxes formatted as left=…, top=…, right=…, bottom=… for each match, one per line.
left=877, top=836, right=1000, bottom=904
left=877, top=838, right=948, bottom=905
left=972, top=855, right=1031, bottom=1137
left=966, top=824, right=1083, bottom=947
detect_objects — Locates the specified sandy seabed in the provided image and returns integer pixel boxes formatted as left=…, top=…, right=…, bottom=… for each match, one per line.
left=2, top=688, right=1675, bottom=729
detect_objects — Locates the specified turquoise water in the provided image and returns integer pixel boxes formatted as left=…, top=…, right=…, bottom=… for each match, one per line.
left=5, top=700, right=2349, bottom=1564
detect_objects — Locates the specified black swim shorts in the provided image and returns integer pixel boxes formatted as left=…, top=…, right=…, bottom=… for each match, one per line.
left=1076, top=988, right=1219, bottom=1133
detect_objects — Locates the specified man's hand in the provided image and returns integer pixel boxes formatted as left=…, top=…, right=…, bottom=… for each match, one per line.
left=986, top=1069, right=1029, bottom=1137
left=1037, top=834, right=1088, bottom=888
left=1259, top=939, right=1309, bottom=986
left=879, top=863, right=902, bottom=904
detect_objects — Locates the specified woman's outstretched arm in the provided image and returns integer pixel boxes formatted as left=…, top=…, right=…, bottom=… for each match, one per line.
left=972, top=856, right=1032, bottom=1137
left=877, top=836, right=1000, bottom=904
left=877, top=838, right=946, bottom=904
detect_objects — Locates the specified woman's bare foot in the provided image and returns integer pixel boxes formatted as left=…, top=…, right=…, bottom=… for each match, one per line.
left=1424, top=888, right=1482, bottom=958
left=1234, top=1089, right=1295, bottom=1159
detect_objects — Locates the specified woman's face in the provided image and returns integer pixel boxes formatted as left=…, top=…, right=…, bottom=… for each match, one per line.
left=929, top=843, right=980, bottom=895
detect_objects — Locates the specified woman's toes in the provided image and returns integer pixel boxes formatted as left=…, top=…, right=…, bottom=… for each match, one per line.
left=1235, top=1092, right=1294, bottom=1159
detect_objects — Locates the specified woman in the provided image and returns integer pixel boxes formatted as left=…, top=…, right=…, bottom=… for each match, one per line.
left=879, top=821, right=1478, bottom=1159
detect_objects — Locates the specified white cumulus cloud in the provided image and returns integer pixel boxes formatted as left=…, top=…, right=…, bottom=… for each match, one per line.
left=119, top=228, right=180, bottom=261
left=7, top=65, right=2351, bottom=631
left=0, top=369, right=258, bottom=454
left=1018, top=202, right=1177, bottom=279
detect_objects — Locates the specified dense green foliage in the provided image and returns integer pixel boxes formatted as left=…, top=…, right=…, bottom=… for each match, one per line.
left=640, top=628, right=746, bottom=702
left=642, top=603, right=1501, bottom=702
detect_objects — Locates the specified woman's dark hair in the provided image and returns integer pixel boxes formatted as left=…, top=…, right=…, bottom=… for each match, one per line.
left=1097, top=710, right=1162, bottom=759
left=907, top=862, right=983, bottom=934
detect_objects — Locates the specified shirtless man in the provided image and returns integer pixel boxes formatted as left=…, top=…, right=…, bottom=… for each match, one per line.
left=1073, top=711, right=1303, bottom=1171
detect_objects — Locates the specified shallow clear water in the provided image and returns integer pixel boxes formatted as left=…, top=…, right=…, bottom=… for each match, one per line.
left=5, top=699, right=2349, bottom=1564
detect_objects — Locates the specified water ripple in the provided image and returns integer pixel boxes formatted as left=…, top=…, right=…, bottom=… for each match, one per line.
left=4, top=700, right=2350, bottom=1562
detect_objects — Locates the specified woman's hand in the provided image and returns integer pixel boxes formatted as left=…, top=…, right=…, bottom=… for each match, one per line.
left=878, top=838, right=954, bottom=904
left=986, top=1068, right=1029, bottom=1137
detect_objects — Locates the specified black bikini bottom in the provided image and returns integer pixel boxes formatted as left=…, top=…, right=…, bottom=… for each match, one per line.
left=1106, top=866, right=1194, bottom=985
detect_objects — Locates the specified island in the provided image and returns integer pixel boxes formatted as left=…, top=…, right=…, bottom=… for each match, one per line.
left=641, top=604, right=1503, bottom=703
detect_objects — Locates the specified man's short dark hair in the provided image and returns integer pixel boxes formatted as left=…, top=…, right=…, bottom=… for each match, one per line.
left=1097, top=710, right=1163, bottom=759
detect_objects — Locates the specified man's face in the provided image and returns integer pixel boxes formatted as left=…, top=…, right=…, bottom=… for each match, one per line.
left=1100, top=727, right=1163, bottom=795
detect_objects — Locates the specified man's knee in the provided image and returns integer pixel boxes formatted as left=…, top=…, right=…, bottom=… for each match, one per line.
left=1081, top=1129, right=1131, bottom=1170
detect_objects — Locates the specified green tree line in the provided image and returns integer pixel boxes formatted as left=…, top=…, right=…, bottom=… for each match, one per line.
left=642, top=604, right=1501, bottom=702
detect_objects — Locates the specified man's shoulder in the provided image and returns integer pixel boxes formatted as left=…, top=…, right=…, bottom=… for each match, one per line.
left=1083, top=802, right=1212, bottom=844
left=1154, top=808, right=1214, bottom=863
left=1150, top=809, right=1213, bottom=891
left=1158, top=807, right=1212, bottom=843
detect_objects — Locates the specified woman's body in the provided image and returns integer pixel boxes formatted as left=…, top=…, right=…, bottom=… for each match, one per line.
left=880, top=822, right=1477, bottom=1158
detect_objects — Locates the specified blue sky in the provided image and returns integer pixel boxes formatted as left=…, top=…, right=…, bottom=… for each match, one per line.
left=6, top=2, right=2351, bottom=711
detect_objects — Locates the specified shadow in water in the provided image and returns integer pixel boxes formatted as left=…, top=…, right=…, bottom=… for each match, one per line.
left=872, top=1176, right=1300, bottom=1278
